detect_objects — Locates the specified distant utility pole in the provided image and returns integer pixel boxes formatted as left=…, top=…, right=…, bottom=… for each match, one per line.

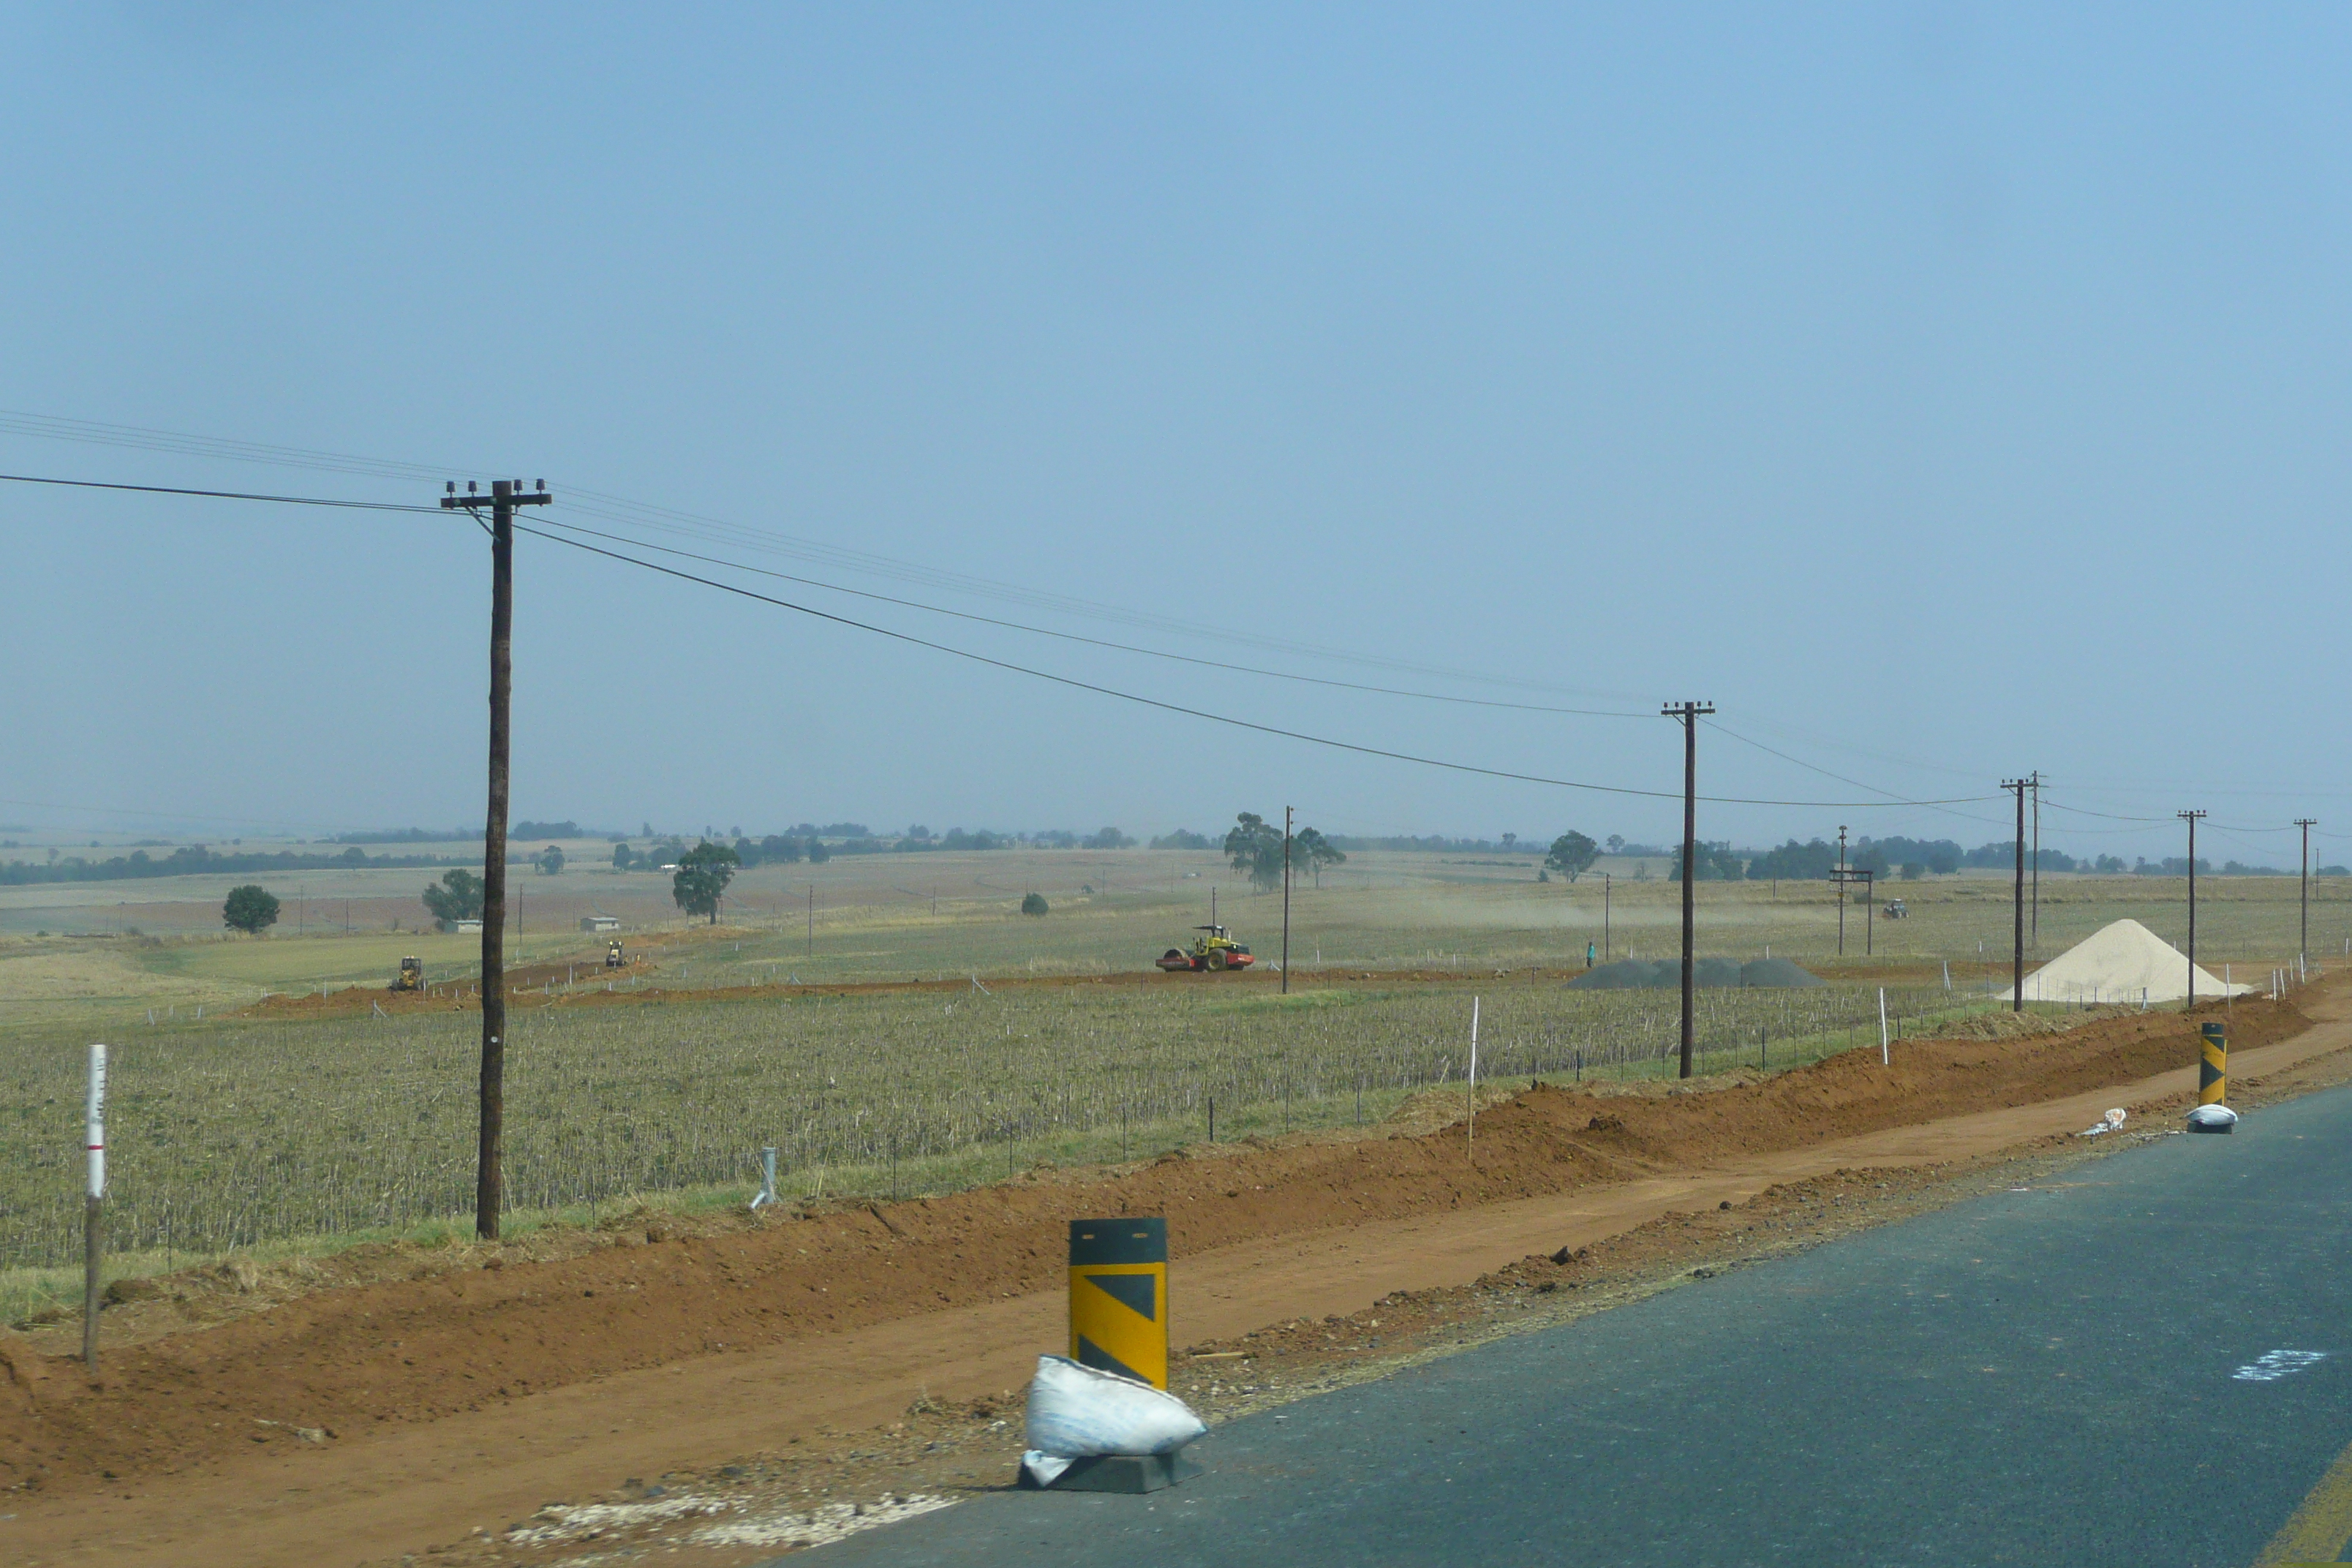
left=2002, top=780, right=2029, bottom=1012
left=2296, top=818, right=2318, bottom=970
left=1663, top=701, right=1715, bottom=1079
left=442, top=478, right=551, bottom=1243
left=2179, top=810, right=2206, bottom=1011
left=1280, top=805, right=1293, bottom=996
left=2029, top=771, right=2042, bottom=949
left=1602, top=872, right=1612, bottom=961
left=1836, top=826, right=1849, bottom=957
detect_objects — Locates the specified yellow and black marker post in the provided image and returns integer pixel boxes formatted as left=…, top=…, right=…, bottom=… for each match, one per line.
left=1069, top=1217, right=1167, bottom=1390
left=2200, top=1020, right=2227, bottom=1107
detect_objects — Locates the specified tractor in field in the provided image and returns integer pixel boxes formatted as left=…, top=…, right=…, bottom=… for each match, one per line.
left=1882, top=900, right=1908, bottom=920
left=605, top=939, right=626, bottom=968
left=390, top=956, right=423, bottom=992
left=1156, top=924, right=1256, bottom=973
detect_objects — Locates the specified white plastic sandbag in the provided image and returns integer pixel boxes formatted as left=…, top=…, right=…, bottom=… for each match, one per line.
left=2186, top=1104, right=2239, bottom=1129
left=1023, top=1354, right=1206, bottom=1462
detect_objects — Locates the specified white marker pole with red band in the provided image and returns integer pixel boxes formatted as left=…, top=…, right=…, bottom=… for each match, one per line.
left=83, top=1042, right=105, bottom=1371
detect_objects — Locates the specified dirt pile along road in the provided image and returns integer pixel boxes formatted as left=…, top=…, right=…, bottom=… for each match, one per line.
left=4, top=988, right=2340, bottom=1568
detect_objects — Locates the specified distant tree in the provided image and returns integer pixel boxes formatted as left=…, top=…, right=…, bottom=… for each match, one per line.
left=1224, top=813, right=1286, bottom=892
left=422, top=868, right=485, bottom=926
left=1084, top=826, right=1136, bottom=850
left=906, top=824, right=933, bottom=841
left=1150, top=829, right=1214, bottom=851
left=612, top=843, right=635, bottom=870
left=1899, top=862, right=1926, bottom=881
left=1545, top=831, right=1599, bottom=883
left=1668, top=843, right=1746, bottom=881
left=760, top=834, right=804, bottom=864
left=671, top=840, right=741, bottom=924
left=805, top=837, right=832, bottom=864
left=1501, top=832, right=1518, bottom=853
left=1021, top=892, right=1049, bottom=916
left=1606, top=834, right=1626, bottom=854
left=1745, top=838, right=1837, bottom=881
left=222, top=883, right=279, bottom=935
left=535, top=845, right=565, bottom=875
left=1294, top=826, right=1346, bottom=887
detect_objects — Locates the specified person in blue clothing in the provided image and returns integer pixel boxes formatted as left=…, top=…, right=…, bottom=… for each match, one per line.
left=1586, top=941, right=1597, bottom=969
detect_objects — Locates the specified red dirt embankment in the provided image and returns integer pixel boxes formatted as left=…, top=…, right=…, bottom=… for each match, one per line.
left=0, top=994, right=2309, bottom=1502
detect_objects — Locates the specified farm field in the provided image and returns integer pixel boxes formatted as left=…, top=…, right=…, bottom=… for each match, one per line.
left=1, top=845, right=2338, bottom=1313
left=2, top=845, right=2344, bottom=1028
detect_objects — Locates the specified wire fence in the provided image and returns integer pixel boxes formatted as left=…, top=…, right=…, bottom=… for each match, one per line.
left=2, top=979, right=2003, bottom=1270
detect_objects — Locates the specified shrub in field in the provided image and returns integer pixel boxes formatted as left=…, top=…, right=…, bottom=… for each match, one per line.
left=222, top=884, right=279, bottom=935
left=1022, top=892, right=1049, bottom=916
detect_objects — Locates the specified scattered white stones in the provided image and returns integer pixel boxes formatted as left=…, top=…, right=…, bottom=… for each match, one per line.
left=504, top=1490, right=954, bottom=1552
left=692, top=1494, right=955, bottom=1548
left=2234, top=1349, right=2327, bottom=1382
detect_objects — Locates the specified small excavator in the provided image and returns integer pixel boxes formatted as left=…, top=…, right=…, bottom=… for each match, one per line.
left=604, top=939, right=627, bottom=968
left=390, top=956, right=423, bottom=992
left=1156, top=924, right=1256, bottom=973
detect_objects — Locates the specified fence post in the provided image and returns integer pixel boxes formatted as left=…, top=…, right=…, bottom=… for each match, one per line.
left=83, top=1042, right=107, bottom=1373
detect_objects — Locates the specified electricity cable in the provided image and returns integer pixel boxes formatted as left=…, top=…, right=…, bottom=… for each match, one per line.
left=510, top=517, right=1995, bottom=810
left=529, top=508, right=1652, bottom=718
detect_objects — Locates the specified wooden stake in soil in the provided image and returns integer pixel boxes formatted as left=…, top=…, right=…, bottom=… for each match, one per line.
left=1467, top=995, right=1480, bottom=1157
left=83, top=1041, right=106, bottom=1373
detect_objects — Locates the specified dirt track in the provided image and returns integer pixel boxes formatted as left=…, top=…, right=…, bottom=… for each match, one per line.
left=4, top=987, right=2344, bottom=1567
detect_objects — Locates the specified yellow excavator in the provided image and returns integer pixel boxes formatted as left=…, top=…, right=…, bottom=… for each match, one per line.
left=390, top=956, right=423, bottom=992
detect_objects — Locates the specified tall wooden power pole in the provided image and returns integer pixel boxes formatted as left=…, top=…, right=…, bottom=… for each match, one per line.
left=443, top=478, right=551, bottom=1241
left=1663, top=701, right=1714, bottom=1079
left=2296, top=818, right=2318, bottom=969
left=2029, top=771, right=2042, bottom=949
left=2179, top=810, right=2206, bottom=1011
left=2002, top=780, right=2029, bottom=1011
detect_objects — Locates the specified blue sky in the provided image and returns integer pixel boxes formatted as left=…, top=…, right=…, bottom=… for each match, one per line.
left=3, top=4, right=2348, bottom=864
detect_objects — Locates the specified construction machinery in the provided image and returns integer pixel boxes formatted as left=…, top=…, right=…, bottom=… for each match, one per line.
left=1882, top=900, right=1909, bottom=920
left=604, top=939, right=626, bottom=968
left=390, top=956, right=423, bottom=992
left=1156, top=925, right=1256, bottom=973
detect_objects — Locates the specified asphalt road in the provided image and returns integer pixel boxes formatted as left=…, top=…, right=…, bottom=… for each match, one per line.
left=806, top=1085, right=2352, bottom=1567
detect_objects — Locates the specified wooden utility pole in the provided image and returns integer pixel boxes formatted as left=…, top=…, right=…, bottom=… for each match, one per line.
left=2296, top=818, right=2318, bottom=970
left=2029, top=772, right=2042, bottom=949
left=1836, top=826, right=1849, bottom=957
left=442, top=478, right=551, bottom=1241
left=2180, top=810, right=2206, bottom=1011
left=1280, top=805, right=1293, bottom=996
left=2002, top=780, right=2029, bottom=1011
left=1662, top=701, right=1714, bottom=1079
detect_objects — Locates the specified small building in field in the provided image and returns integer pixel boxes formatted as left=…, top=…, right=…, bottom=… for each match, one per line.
left=581, top=914, right=620, bottom=932
left=453, top=919, right=483, bottom=934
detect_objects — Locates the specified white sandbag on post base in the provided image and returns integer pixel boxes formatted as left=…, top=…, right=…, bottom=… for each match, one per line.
left=2186, top=1104, right=2239, bottom=1134
left=1021, top=1354, right=1206, bottom=1488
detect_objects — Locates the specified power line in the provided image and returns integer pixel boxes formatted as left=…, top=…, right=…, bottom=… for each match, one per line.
left=530, top=509, right=1654, bottom=719
left=1700, top=719, right=2008, bottom=825
left=0, top=471, right=443, bottom=513
left=0, top=406, right=1646, bottom=702
left=516, top=520, right=1994, bottom=810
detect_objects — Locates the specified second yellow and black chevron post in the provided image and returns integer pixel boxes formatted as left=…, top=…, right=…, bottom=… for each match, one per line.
left=2200, top=1021, right=2228, bottom=1105
left=1069, top=1217, right=1167, bottom=1390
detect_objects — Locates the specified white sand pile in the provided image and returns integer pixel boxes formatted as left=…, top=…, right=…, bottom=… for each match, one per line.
left=2007, top=918, right=2250, bottom=1004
